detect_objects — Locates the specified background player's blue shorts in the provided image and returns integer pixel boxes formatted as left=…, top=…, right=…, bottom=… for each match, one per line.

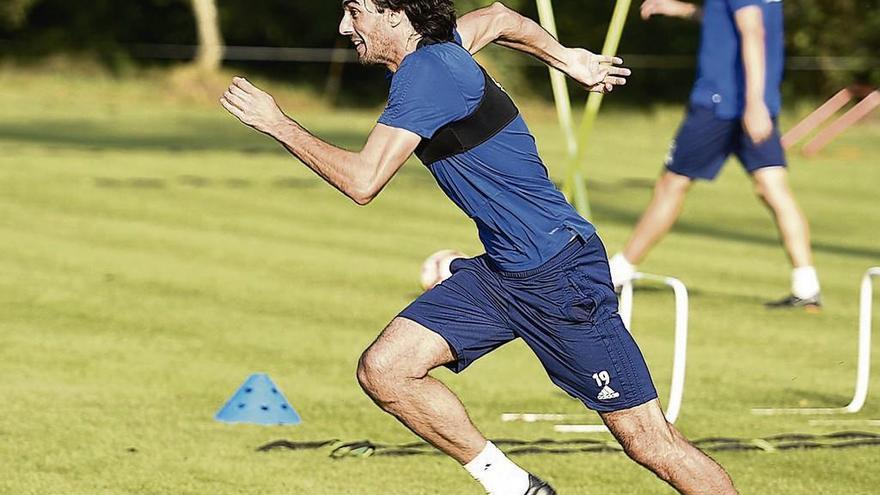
left=665, top=105, right=787, bottom=180
left=399, top=234, right=658, bottom=413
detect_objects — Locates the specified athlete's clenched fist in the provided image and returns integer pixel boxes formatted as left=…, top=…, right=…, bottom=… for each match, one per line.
left=220, top=77, right=288, bottom=135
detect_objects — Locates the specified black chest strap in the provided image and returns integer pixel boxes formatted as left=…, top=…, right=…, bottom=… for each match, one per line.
left=415, top=67, right=519, bottom=165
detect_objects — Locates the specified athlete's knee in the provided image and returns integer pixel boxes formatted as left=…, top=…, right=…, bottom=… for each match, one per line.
left=637, top=429, right=690, bottom=477
left=752, top=167, right=790, bottom=206
left=655, top=172, right=692, bottom=197
left=357, top=318, right=453, bottom=403
left=356, top=350, right=394, bottom=403
left=356, top=346, right=401, bottom=402
left=357, top=344, right=431, bottom=403
left=622, top=428, right=696, bottom=487
left=754, top=177, right=777, bottom=204
left=620, top=421, right=681, bottom=467
left=753, top=180, right=770, bottom=204
left=603, top=402, right=686, bottom=476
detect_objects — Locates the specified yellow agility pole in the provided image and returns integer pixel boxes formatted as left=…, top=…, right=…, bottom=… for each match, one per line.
left=535, top=0, right=579, bottom=174
left=564, top=0, right=633, bottom=217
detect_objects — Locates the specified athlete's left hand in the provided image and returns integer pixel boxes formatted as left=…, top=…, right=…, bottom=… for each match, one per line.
left=564, top=48, right=631, bottom=93
left=743, top=101, right=773, bottom=144
left=220, top=77, right=288, bottom=135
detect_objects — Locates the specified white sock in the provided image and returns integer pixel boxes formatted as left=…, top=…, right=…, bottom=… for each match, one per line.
left=609, top=252, right=637, bottom=288
left=792, top=266, right=820, bottom=299
left=464, top=441, right=529, bottom=495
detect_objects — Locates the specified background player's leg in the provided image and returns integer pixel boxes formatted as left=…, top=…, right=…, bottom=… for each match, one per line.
left=611, top=171, right=692, bottom=286
left=601, top=400, right=738, bottom=495
left=752, top=167, right=813, bottom=268
left=622, top=171, right=693, bottom=264
left=751, top=167, right=821, bottom=301
left=357, top=316, right=485, bottom=462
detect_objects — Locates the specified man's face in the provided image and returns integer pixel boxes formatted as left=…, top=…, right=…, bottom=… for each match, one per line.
left=339, top=0, right=395, bottom=66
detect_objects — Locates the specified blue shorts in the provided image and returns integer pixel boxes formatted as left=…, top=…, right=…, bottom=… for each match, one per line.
left=665, top=105, right=786, bottom=180
left=399, top=234, right=658, bottom=413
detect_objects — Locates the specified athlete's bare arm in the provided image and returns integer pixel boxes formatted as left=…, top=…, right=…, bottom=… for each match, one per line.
left=640, top=0, right=703, bottom=22
left=456, top=2, right=630, bottom=93
left=220, top=77, right=420, bottom=205
left=735, top=5, right=773, bottom=143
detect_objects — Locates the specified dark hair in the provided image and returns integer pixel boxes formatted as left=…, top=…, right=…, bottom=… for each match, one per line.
left=373, top=0, right=456, bottom=43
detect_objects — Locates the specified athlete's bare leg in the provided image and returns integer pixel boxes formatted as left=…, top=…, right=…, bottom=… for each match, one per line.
left=356, top=317, right=486, bottom=463
left=601, top=400, right=738, bottom=494
left=751, top=166, right=813, bottom=268
left=622, top=171, right=693, bottom=264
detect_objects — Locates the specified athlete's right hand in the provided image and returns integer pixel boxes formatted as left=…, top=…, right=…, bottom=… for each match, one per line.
left=564, top=48, right=631, bottom=94
left=640, top=0, right=689, bottom=20
left=220, top=77, right=288, bottom=135
left=743, top=101, right=774, bottom=144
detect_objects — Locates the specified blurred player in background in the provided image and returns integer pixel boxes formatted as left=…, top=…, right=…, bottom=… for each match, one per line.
left=608, top=0, right=822, bottom=311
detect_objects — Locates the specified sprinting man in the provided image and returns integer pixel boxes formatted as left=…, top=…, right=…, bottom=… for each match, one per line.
left=609, top=0, right=821, bottom=310
left=220, top=1, right=737, bottom=494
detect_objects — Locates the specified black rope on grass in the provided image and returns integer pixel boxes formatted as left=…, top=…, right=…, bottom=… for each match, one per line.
left=256, top=431, right=880, bottom=458
left=256, top=439, right=340, bottom=452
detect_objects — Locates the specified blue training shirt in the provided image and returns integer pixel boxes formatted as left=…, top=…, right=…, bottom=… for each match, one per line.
left=378, top=36, right=595, bottom=271
left=691, top=0, right=784, bottom=118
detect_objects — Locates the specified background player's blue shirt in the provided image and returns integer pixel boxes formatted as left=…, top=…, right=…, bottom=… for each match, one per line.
left=378, top=38, right=595, bottom=271
left=690, top=0, right=784, bottom=119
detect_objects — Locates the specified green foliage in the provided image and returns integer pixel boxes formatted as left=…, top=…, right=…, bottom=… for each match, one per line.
left=0, top=1, right=877, bottom=98
left=785, top=0, right=880, bottom=88
left=0, top=0, right=194, bottom=68
left=0, top=0, right=38, bottom=28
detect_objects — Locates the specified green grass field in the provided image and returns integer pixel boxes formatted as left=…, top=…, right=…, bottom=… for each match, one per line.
left=1, top=67, right=879, bottom=494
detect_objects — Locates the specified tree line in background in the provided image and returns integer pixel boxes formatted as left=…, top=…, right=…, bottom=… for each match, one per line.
left=1, top=0, right=877, bottom=105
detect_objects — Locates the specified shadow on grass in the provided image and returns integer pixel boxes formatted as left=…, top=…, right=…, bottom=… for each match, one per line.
left=0, top=117, right=367, bottom=154
left=592, top=196, right=880, bottom=261
left=2, top=117, right=438, bottom=186
left=92, top=176, right=322, bottom=190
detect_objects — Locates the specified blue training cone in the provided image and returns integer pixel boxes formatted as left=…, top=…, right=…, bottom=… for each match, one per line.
left=215, top=373, right=301, bottom=425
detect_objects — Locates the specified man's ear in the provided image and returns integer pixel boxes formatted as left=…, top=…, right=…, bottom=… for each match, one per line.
left=387, top=8, right=404, bottom=28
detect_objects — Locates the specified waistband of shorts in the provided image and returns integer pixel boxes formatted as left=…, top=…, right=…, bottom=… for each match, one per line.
left=493, top=233, right=593, bottom=279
